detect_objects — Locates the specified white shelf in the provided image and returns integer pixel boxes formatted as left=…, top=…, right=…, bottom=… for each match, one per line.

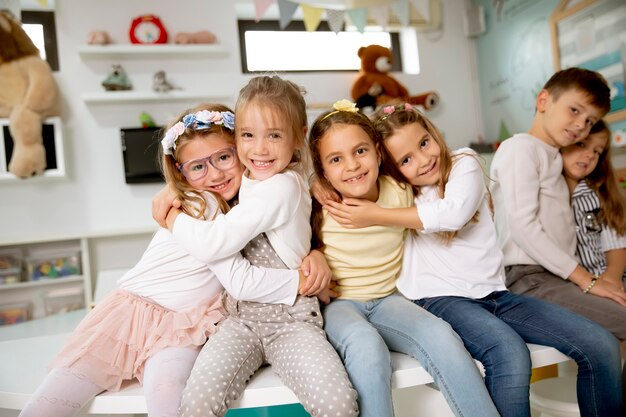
left=78, top=44, right=228, bottom=59
left=0, top=275, right=83, bottom=291
left=82, top=90, right=233, bottom=104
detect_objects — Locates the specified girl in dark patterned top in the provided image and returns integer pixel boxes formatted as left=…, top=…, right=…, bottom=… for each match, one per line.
left=562, top=120, right=626, bottom=291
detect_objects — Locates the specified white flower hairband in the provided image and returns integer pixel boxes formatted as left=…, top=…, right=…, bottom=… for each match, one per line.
left=161, top=110, right=235, bottom=155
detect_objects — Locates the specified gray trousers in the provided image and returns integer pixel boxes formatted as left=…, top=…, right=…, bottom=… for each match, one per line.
left=506, top=264, right=626, bottom=340
left=180, top=293, right=359, bottom=417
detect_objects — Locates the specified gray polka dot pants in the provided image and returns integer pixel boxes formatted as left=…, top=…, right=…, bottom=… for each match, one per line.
left=180, top=294, right=359, bottom=417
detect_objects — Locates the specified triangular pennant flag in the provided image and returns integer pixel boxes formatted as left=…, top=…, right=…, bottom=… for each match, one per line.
left=346, top=8, right=368, bottom=33
left=277, top=0, right=299, bottom=29
left=301, top=4, right=324, bottom=32
left=370, top=4, right=389, bottom=29
left=327, top=9, right=345, bottom=33
left=253, top=0, right=275, bottom=22
left=392, top=0, right=410, bottom=27
left=409, top=0, right=430, bottom=22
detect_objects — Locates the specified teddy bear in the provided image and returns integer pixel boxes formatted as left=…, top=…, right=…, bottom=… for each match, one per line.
left=0, top=11, right=61, bottom=178
left=351, top=44, right=439, bottom=112
left=173, top=30, right=216, bottom=44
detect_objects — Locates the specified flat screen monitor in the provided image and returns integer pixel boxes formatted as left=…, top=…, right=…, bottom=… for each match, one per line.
left=120, top=127, right=164, bottom=184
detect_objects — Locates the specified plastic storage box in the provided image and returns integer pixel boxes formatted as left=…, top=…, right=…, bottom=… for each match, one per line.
left=42, top=287, right=85, bottom=316
left=0, top=248, right=23, bottom=285
left=26, top=250, right=81, bottom=281
left=0, top=302, right=30, bottom=325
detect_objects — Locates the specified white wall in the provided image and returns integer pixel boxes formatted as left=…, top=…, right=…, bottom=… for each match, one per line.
left=0, top=0, right=481, bottom=242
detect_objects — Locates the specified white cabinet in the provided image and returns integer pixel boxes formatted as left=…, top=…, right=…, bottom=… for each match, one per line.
left=78, top=44, right=232, bottom=104
left=0, top=228, right=155, bottom=324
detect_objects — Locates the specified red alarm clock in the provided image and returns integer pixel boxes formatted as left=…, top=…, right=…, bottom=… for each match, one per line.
left=129, top=15, right=168, bottom=44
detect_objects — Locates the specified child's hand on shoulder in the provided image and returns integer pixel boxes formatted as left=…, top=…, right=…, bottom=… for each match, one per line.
left=152, top=184, right=181, bottom=228
left=310, top=178, right=341, bottom=205
left=299, top=249, right=332, bottom=296
left=165, top=207, right=183, bottom=231
left=324, top=199, right=379, bottom=228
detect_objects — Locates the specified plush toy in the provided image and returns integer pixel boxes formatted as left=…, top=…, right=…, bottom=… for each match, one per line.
left=87, top=30, right=111, bottom=45
left=351, top=44, right=439, bottom=112
left=0, top=11, right=61, bottom=178
left=173, top=30, right=216, bottom=44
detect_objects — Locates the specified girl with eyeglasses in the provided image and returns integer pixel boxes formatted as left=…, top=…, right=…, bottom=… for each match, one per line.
left=19, top=103, right=320, bottom=417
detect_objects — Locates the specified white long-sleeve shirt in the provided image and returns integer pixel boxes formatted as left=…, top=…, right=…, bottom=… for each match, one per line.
left=490, top=133, right=578, bottom=279
left=118, top=194, right=299, bottom=311
left=172, top=169, right=312, bottom=269
left=398, top=149, right=507, bottom=299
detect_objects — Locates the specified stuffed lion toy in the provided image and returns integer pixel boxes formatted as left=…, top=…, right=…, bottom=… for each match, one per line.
left=0, top=10, right=61, bottom=178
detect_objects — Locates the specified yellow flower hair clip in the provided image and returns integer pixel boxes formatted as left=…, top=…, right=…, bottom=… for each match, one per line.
left=333, top=99, right=359, bottom=113
left=321, top=99, right=359, bottom=121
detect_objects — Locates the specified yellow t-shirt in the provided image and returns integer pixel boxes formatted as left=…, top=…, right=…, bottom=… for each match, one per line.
left=321, top=176, right=414, bottom=301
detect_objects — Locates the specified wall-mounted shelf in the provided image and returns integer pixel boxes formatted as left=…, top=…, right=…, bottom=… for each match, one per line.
left=0, top=276, right=82, bottom=292
left=82, top=90, right=233, bottom=104
left=78, top=44, right=228, bottom=60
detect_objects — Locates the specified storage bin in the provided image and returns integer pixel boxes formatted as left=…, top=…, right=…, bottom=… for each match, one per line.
left=0, top=269, right=21, bottom=285
left=26, top=250, right=81, bottom=281
left=0, top=302, right=30, bottom=325
left=0, top=248, right=23, bottom=284
left=42, top=287, right=85, bottom=316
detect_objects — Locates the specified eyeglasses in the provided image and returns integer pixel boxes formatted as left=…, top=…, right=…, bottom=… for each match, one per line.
left=177, top=147, right=238, bottom=181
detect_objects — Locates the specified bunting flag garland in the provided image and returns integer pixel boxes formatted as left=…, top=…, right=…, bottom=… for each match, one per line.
left=392, top=0, right=410, bottom=27
left=409, top=0, right=430, bottom=22
left=255, top=0, right=439, bottom=32
left=369, top=4, right=389, bottom=29
left=326, top=9, right=345, bottom=33
left=277, top=0, right=299, bottom=29
left=346, top=8, right=368, bottom=33
left=254, top=0, right=275, bottom=22
left=301, top=4, right=324, bottom=32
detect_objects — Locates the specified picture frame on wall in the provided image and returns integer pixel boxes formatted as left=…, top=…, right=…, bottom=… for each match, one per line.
left=549, top=0, right=626, bottom=124
left=0, top=117, right=66, bottom=181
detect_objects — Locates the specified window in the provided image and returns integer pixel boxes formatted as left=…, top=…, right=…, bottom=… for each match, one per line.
left=21, top=10, right=59, bottom=71
left=238, top=20, right=415, bottom=73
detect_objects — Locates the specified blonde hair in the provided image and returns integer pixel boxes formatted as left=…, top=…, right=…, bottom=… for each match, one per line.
left=235, top=75, right=310, bottom=175
left=372, top=102, right=484, bottom=244
left=584, top=120, right=626, bottom=235
left=159, top=103, right=235, bottom=219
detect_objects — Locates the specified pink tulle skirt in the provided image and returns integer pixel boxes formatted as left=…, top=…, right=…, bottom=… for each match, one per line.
left=51, top=289, right=226, bottom=391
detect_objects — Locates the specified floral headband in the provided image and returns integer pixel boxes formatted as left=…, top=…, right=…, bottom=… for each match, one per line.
left=161, top=110, right=235, bottom=155
left=377, top=103, right=414, bottom=122
left=320, top=99, right=359, bottom=121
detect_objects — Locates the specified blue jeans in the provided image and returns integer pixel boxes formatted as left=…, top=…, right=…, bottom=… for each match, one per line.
left=323, top=293, right=500, bottom=417
left=416, top=291, right=622, bottom=417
